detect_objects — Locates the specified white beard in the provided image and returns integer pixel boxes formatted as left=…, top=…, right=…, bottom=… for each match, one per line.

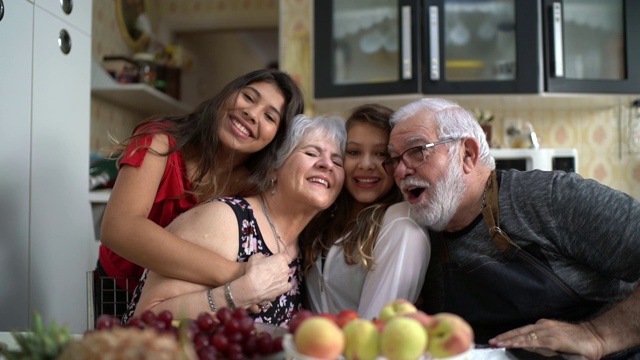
left=403, top=161, right=467, bottom=231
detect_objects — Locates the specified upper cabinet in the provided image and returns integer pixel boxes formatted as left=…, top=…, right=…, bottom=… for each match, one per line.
left=314, top=0, right=421, bottom=98
left=541, top=0, right=640, bottom=93
left=34, top=0, right=92, bottom=34
left=314, top=0, right=640, bottom=98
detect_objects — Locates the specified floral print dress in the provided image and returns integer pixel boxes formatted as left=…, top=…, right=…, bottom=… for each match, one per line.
left=122, top=197, right=303, bottom=327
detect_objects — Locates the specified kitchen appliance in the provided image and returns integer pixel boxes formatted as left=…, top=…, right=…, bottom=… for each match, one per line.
left=490, top=148, right=578, bottom=172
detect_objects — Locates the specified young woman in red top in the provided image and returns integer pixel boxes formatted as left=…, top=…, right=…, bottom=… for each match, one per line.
left=95, top=69, right=304, bottom=320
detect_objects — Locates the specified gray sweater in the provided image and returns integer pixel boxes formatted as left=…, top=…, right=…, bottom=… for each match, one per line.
left=426, top=169, right=640, bottom=310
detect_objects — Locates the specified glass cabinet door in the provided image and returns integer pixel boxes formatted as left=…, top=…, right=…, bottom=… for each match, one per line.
left=443, top=0, right=516, bottom=82
left=333, top=0, right=399, bottom=85
left=544, top=0, right=640, bottom=93
left=314, top=0, right=420, bottom=98
left=423, top=0, right=540, bottom=94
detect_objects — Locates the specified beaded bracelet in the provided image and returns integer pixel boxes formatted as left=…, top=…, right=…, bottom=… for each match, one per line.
left=207, top=289, right=217, bottom=312
left=224, top=282, right=237, bottom=309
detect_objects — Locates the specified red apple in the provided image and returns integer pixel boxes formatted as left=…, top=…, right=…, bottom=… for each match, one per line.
left=403, top=310, right=433, bottom=328
left=317, top=312, right=338, bottom=323
left=336, top=309, right=359, bottom=328
left=372, top=318, right=386, bottom=332
left=289, top=309, right=314, bottom=334
left=425, top=312, right=474, bottom=358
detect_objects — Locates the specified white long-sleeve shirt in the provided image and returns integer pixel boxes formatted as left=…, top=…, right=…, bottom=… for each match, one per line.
left=305, top=201, right=430, bottom=320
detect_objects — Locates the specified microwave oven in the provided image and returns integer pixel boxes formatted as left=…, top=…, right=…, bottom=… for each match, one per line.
left=489, top=148, right=578, bottom=173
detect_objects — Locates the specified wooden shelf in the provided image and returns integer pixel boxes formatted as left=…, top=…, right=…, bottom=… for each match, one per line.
left=91, top=60, right=192, bottom=116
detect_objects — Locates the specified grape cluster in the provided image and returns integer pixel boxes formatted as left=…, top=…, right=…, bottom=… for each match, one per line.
left=95, top=308, right=284, bottom=360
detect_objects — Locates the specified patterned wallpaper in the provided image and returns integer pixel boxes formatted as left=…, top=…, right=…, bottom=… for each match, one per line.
left=91, top=0, right=640, bottom=199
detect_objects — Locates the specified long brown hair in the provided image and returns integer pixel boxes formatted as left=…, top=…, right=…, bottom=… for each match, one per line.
left=112, top=69, right=304, bottom=200
left=302, top=104, right=403, bottom=271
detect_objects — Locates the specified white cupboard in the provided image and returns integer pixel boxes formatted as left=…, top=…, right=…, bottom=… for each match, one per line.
left=0, top=0, right=93, bottom=333
left=0, top=0, right=33, bottom=331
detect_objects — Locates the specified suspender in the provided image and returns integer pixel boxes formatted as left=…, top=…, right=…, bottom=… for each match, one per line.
left=481, top=171, right=516, bottom=252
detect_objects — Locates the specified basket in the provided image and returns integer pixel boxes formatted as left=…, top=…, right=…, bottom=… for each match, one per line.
left=86, top=271, right=138, bottom=329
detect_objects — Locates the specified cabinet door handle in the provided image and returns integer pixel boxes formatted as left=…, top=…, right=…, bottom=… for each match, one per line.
left=401, top=5, right=413, bottom=80
left=551, top=2, right=564, bottom=77
left=61, top=0, right=73, bottom=15
left=58, top=29, right=72, bottom=54
left=0, top=0, right=5, bottom=22
left=429, top=6, right=440, bottom=81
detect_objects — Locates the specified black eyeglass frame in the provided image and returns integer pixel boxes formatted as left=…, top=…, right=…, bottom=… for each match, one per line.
left=382, top=137, right=461, bottom=176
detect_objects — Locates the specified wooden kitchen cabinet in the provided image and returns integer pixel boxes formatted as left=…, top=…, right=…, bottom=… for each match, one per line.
left=0, top=0, right=93, bottom=333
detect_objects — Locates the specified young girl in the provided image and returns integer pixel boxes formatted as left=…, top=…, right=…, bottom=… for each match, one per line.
left=96, top=69, right=304, bottom=319
left=302, top=104, right=430, bottom=320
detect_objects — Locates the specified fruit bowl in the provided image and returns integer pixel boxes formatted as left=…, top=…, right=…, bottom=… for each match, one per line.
left=283, top=334, right=473, bottom=360
left=253, top=323, right=289, bottom=360
left=254, top=323, right=289, bottom=338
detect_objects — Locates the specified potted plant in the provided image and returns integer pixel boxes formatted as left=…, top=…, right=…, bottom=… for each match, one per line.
left=472, top=108, right=494, bottom=146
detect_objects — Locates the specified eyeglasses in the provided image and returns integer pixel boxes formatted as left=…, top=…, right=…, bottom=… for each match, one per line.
left=382, top=138, right=461, bottom=176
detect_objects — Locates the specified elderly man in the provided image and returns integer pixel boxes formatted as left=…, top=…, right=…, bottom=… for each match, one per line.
left=385, top=98, right=640, bottom=359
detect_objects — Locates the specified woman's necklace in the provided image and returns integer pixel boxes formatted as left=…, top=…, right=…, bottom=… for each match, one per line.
left=260, top=195, right=286, bottom=255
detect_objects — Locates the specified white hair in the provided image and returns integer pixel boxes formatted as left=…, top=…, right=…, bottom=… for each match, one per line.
left=391, top=98, right=495, bottom=169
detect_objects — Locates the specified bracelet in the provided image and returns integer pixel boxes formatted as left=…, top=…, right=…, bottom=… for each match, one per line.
left=224, top=282, right=237, bottom=309
left=207, top=289, right=217, bottom=312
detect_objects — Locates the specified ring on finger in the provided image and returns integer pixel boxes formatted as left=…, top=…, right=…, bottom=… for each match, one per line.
left=528, top=331, right=538, bottom=341
left=260, top=302, right=272, bottom=311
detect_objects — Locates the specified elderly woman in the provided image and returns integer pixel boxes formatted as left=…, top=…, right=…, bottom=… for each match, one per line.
left=129, top=114, right=346, bottom=326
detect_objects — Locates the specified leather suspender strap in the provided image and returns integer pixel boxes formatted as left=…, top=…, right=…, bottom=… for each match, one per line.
left=481, top=171, right=514, bottom=252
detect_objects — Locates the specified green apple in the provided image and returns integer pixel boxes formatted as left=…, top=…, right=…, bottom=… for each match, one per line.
left=343, top=319, right=380, bottom=360
left=425, top=312, right=474, bottom=358
left=294, top=317, right=345, bottom=360
left=380, top=317, right=428, bottom=360
left=378, top=299, right=418, bottom=322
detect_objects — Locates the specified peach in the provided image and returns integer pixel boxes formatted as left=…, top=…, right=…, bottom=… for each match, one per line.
left=378, top=299, right=418, bottom=322
left=403, top=310, right=434, bottom=328
left=343, top=319, right=380, bottom=360
left=294, top=317, right=345, bottom=360
left=425, top=313, right=474, bottom=358
left=380, top=317, right=428, bottom=360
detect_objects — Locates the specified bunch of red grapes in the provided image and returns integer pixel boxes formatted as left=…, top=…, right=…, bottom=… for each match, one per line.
left=95, top=308, right=284, bottom=360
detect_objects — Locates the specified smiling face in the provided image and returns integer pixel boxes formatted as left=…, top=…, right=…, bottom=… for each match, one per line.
left=344, top=121, right=395, bottom=210
left=278, top=132, right=345, bottom=212
left=388, top=113, right=466, bottom=230
left=218, top=81, right=285, bottom=157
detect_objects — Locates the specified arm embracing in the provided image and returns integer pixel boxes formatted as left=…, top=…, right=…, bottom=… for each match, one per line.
left=101, top=135, right=244, bottom=286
